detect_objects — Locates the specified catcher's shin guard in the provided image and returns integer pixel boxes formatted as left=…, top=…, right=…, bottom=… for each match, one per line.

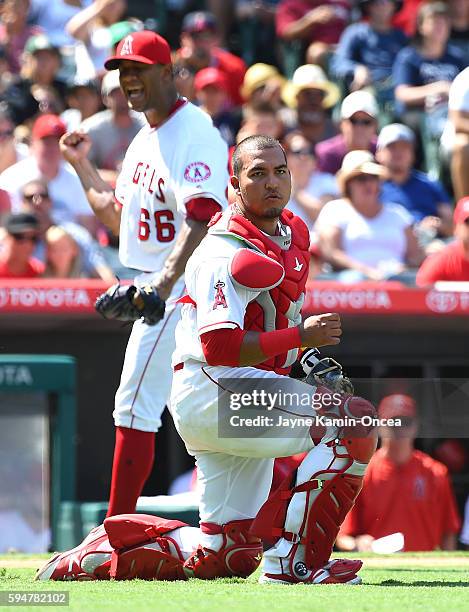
left=183, top=519, right=263, bottom=579
left=36, top=525, right=113, bottom=581
left=253, top=394, right=378, bottom=584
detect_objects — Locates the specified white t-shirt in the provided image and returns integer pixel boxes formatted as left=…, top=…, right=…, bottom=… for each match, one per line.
left=115, top=100, right=228, bottom=272
left=316, top=198, right=413, bottom=269
left=0, top=157, right=92, bottom=224
left=441, top=66, right=469, bottom=151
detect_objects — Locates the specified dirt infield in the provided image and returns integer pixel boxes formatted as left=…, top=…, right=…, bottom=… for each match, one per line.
left=2, top=555, right=469, bottom=570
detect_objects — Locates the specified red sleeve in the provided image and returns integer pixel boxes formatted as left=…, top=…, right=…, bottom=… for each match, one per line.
left=185, top=197, right=222, bottom=222
left=276, top=1, right=302, bottom=38
left=0, top=189, right=11, bottom=214
left=416, top=252, right=448, bottom=286
left=200, top=327, right=246, bottom=366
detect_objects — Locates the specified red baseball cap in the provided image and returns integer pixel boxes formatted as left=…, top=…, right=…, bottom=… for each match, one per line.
left=453, top=197, right=469, bottom=225
left=32, top=114, right=66, bottom=140
left=104, top=30, right=171, bottom=70
left=378, top=394, right=417, bottom=420
left=194, top=67, right=227, bottom=92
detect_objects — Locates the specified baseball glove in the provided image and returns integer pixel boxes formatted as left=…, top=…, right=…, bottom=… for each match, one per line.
left=95, top=283, right=165, bottom=326
left=290, top=347, right=354, bottom=395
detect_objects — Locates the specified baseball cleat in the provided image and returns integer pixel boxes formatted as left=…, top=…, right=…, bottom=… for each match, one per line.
left=259, top=558, right=363, bottom=585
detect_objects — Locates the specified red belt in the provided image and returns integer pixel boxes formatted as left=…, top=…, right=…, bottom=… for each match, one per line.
left=173, top=362, right=184, bottom=372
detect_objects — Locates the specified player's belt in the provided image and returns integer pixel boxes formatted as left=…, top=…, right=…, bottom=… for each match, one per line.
left=173, top=362, right=184, bottom=372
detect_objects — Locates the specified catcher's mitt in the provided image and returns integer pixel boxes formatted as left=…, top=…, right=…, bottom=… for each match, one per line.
left=95, top=283, right=165, bottom=326
left=290, top=347, right=354, bottom=395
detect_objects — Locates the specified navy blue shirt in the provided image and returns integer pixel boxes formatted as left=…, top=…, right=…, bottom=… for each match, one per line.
left=393, top=44, right=466, bottom=114
left=380, top=170, right=450, bottom=222
left=332, top=23, right=408, bottom=85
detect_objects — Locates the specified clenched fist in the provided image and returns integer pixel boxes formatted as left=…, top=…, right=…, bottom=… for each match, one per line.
left=299, top=312, right=342, bottom=347
left=60, top=131, right=92, bottom=165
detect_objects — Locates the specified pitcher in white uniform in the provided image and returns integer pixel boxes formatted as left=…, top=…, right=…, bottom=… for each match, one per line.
left=59, top=30, right=228, bottom=517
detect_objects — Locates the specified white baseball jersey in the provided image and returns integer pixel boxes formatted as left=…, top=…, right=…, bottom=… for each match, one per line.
left=114, top=99, right=229, bottom=271
left=173, top=231, right=262, bottom=366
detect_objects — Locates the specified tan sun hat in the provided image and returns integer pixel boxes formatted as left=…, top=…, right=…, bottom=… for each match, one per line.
left=337, top=150, right=387, bottom=193
left=282, top=64, right=340, bottom=110
left=240, top=63, right=286, bottom=100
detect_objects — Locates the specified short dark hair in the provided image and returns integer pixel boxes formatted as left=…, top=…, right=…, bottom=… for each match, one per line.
left=232, top=135, right=285, bottom=178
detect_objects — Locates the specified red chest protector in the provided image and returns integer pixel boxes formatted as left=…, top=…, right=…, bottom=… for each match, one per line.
left=210, top=208, right=310, bottom=375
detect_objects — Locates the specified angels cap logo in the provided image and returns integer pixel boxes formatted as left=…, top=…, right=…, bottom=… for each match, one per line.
left=184, top=162, right=211, bottom=183
left=120, top=35, right=134, bottom=56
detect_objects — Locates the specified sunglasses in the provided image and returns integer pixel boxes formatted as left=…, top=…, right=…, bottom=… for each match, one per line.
left=23, top=192, right=50, bottom=201
left=12, top=233, right=39, bottom=243
left=349, top=117, right=374, bottom=126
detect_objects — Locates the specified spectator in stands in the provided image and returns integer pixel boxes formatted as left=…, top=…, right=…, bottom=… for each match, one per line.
left=393, top=2, right=466, bottom=141
left=0, top=105, right=29, bottom=174
left=66, top=0, right=127, bottom=81
left=27, top=0, right=92, bottom=48
left=236, top=102, right=285, bottom=142
left=176, top=11, right=247, bottom=108
left=235, top=0, right=280, bottom=66
left=0, top=114, right=96, bottom=235
left=283, top=131, right=339, bottom=228
left=240, top=63, right=286, bottom=111
left=276, top=0, right=351, bottom=68
left=61, top=77, right=102, bottom=132
left=331, top=0, right=407, bottom=109
left=194, top=67, right=241, bottom=147
left=281, top=64, right=339, bottom=146
left=315, top=90, right=378, bottom=175
left=441, top=66, right=469, bottom=202
left=0, top=212, right=43, bottom=278
left=316, top=150, right=423, bottom=282
left=0, top=0, right=41, bottom=75
left=43, top=225, right=83, bottom=278
left=448, top=0, right=469, bottom=63
left=80, top=70, right=143, bottom=180
left=336, top=394, right=461, bottom=551
left=376, top=123, right=453, bottom=246
left=416, top=197, right=469, bottom=285
left=2, top=33, right=66, bottom=125
left=18, top=178, right=114, bottom=281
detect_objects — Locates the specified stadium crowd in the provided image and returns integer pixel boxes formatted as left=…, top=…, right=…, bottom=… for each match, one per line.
left=0, top=0, right=468, bottom=283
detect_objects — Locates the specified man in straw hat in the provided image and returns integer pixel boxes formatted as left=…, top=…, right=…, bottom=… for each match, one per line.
left=282, top=64, right=339, bottom=145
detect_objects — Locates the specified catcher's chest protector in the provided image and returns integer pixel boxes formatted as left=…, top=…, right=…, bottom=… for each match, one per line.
left=218, top=209, right=310, bottom=374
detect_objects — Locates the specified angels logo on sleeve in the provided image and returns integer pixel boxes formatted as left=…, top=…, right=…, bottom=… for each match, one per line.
left=213, top=280, right=228, bottom=310
left=184, top=162, right=211, bottom=183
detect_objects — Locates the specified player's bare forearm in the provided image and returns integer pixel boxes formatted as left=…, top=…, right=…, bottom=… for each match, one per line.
left=155, top=218, right=208, bottom=300
left=69, top=157, right=121, bottom=235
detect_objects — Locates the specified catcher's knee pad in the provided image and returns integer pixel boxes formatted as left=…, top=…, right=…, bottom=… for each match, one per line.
left=104, top=514, right=187, bottom=580
left=183, top=519, right=263, bottom=580
left=251, top=438, right=372, bottom=577
left=36, top=525, right=114, bottom=581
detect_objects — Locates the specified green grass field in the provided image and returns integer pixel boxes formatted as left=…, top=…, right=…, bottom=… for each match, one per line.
left=1, top=553, right=468, bottom=612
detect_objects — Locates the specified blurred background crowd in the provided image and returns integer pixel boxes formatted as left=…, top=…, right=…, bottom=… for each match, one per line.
left=0, top=0, right=468, bottom=284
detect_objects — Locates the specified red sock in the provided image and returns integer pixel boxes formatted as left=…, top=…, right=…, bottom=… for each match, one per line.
left=106, top=426, right=155, bottom=517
